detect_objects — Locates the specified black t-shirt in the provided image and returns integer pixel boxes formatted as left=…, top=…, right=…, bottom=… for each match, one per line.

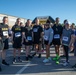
left=52, top=24, right=63, bottom=39
left=23, top=26, right=33, bottom=41
left=12, top=24, right=23, bottom=41
left=0, top=28, right=3, bottom=37
left=33, top=25, right=43, bottom=40
left=0, top=23, right=9, bottom=38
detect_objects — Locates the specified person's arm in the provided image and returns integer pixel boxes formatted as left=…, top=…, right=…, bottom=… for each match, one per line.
left=40, top=26, right=44, bottom=41
left=11, top=31, right=14, bottom=44
left=21, top=27, right=26, bottom=43
left=69, top=34, right=75, bottom=48
left=11, top=26, right=14, bottom=43
left=7, top=26, right=9, bottom=38
left=48, top=29, right=53, bottom=45
left=0, top=28, right=3, bottom=40
left=22, top=32, right=25, bottom=43
left=60, top=28, right=64, bottom=45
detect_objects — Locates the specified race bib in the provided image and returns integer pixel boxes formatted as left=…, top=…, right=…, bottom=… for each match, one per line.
left=62, top=36, right=68, bottom=41
left=44, top=35, right=48, bottom=41
left=27, top=36, right=32, bottom=40
left=15, top=32, right=21, bottom=37
left=3, top=31, right=8, bottom=36
left=54, top=34, right=60, bottom=39
left=33, top=28, right=38, bottom=32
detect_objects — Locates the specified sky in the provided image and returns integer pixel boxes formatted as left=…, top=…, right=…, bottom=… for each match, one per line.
left=0, top=0, right=76, bottom=24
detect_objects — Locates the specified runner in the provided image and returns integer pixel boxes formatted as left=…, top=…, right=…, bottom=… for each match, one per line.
left=52, top=17, right=63, bottom=64
left=23, top=19, right=33, bottom=61
left=61, top=19, right=68, bottom=57
left=32, top=18, right=43, bottom=58
left=0, top=27, right=4, bottom=71
left=70, top=23, right=75, bottom=53
left=43, top=23, right=53, bottom=63
left=74, top=27, right=76, bottom=56
left=62, top=21, right=74, bottom=66
left=0, top=16, right=9, bottom=66
left=72, top=29, right=76, bottom=69
left=12, top=18, right=24, bottom=63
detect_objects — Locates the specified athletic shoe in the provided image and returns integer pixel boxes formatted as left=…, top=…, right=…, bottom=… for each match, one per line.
left=38, top=54, right=41, bottom=58
left=32, top=52, right=36, bottom=57
left=72, top=64, right=76, bottom=68
left=63, top=62, right=69, bottom=66
left=26, top=57, right=29, bottom=61
left=56, top=60, right=59, bottom=64
left=43, top=58, right=49, bottom=63
left=2, top=60, right=9, bottom=66
left=18, top=57, right=22, bottom=62
left=13, top=58, right=16, bottom=63
left=48, top=57, right=51, bottom=61
left=28, top=55, right=33, bottom=59
left=0, top=66, right=2, bottom=72
left=53, top=56, right=60, bottom=61
left=53, top=57, right=57, bottom=61
left=41, top=49, right=45, bottom=52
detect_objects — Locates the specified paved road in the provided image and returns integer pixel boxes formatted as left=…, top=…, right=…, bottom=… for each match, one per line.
left=0, top=42, right=76, bottom=75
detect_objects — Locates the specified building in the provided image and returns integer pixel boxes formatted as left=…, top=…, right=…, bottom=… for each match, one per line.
left=0, top=13, right=27, bottom=28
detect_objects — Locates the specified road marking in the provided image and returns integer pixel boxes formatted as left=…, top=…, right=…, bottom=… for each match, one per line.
left=15, top=62, right=31, bottom=75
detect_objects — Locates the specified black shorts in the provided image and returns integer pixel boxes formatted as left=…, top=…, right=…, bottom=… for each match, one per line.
left=13, top=38, right=22, bottom=48
left=0, top=40, right=4, bottom=50
left=53, top=39, right=61, bottom=45
left=44, top=40, right=52, bottom=45
left=3, top=38, right=9, bottom=49
left=33, top=40, right=41, bottom=44
left=23, top=39, right=33, bottom=46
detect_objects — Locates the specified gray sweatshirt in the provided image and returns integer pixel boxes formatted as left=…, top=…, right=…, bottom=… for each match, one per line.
left=44, top=28, right=53, bottom=44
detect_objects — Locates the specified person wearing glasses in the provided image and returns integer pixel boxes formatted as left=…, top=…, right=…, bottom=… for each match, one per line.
left=43, top=23, right=53, bottom=63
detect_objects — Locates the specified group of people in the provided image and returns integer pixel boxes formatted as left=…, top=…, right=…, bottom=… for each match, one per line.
left=0, top=16, right=76, bottom=72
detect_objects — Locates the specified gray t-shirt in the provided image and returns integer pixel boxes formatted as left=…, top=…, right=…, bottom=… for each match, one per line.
left=62, top=29, right=74, bottom=46
left=44, top=28, right=53, bottom=44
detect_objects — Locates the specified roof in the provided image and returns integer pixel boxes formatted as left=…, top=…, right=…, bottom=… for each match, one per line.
left=32, top=16, right=55, bottom=24
left=0, top=13, right=27, bottom=20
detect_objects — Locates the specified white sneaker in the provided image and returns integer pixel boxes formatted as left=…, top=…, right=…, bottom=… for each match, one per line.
left=63, top=62, right=69, bottom=66
left=48, top=57, right=51, bottom=61
left=43, top=58, right=49, bottom=63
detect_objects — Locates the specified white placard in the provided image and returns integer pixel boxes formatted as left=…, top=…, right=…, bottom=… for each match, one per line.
left=54, top=34, right=60, bottom=39
left=15, top=32, right=21, bottom=37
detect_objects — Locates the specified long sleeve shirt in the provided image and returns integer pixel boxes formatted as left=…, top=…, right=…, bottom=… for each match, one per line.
left=44, top=28, right=53, bottom=44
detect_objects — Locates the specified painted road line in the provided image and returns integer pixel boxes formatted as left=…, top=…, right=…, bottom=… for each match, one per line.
left=15, top=62, right=31, bottom=75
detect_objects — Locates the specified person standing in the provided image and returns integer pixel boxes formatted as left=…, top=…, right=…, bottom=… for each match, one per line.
left=12, top=18, right=24, bottom=63
left=23, top=19, right=33, bottom=61
left=43, top=23, right=53, bottom=63
left=62, top=21, right=74, bottom=66
left=32, top=18, right=43, bottom=58
left=52, top=17, right=63, bottom=64
left=0, top=27, right=4, bottom=71
left=72, top=27, right=76, bottom=69
left=0, top=16, right=9, bottom=66
left=61, top=19, right=68, bottom=57
left=70, top=23, right=75, bottom=53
